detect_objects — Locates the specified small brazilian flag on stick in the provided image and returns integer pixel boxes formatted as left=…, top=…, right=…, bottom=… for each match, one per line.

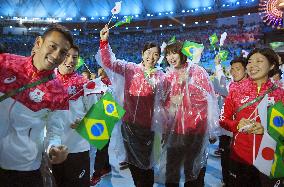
left=209, top=33, right=218, bottom=46
left=218, top=50, right=229, bottom=62
left=268, top=101, right=284, bottom=143
left=115, top=16, right=132, bottom=27
left=181, top=41, right=204, bottom=58
left=76, top=92, right=125, bottom=150
left=76, top=57, right=84, bottom=70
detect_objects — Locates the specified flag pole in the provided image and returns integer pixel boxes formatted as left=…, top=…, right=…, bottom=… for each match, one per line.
left=84, top=63, right=92, bottom=74
left=107, top=15, right=114, bottom=26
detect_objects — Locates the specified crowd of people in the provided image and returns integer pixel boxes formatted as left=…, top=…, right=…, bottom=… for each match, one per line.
left=0, top=22, right=283, bottom=187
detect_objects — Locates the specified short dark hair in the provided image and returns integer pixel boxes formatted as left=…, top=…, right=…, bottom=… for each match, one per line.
left=247, top=48, right=280, bottom=77
left=273, top=69, right=283, bottom=77
left=142, top=42, right=161, bottom=56
left=164, top=40, right=187, bottom=65
left=230, top=57, right=248, bottom=68
left=42, top=24, right=73, bottom=46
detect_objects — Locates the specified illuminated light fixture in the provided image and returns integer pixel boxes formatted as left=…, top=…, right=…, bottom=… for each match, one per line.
left=206, top=20, right=209, bottom=23
left=91, top=17, right=94, bottom=20
left=80, top=17, right=86, bottom=21
left=135, top=15, right=139, bottom=17
left=66, top=17, right=72, bottom=21
left=170, top=11, right=173, bottom=14
left=102, top=17, right=105, bottom=19
left=169, top=24, right=173, bottom=26
left=74, top=28, right=77, bottom=31
left=195, top=8, right=199, bottom=11
left=9, top=26, right=12, bottom=28
left=136, top=26, right=139, bottom=29
left=182, top=10, right=185, bottom=13
left=147, top=14, right=150, bottom=16
left=160, top=24, right=163, bottom=27
left=165, top=12, right=169, bottom=15
left=208, top=6, right=212, bottom=9
left=28, top=28, right=31, bottom=30
left=187, top=10, right=190, bottom=12
left=191, top=10, right=194, bottom=12
left=126, top=27, right=128, bottom=30
left=237, top=2, right=240, bottom=5
left=232, top=16, right=236, bottom=17
left=0, top=16, right=3, bottom=18
left=195, top=22, right=198, bottom=24
left=259, top=0, right=283, bottom=29
left=182, top=23, right=186, bottom=26
left=222, top=4, right=226, bottom=7
left=248, top=13, right=251, bottom=15
left=42, top=28, right=46, bottom=30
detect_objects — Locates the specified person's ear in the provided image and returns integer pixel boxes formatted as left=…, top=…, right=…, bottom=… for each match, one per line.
left=35, top=36, right=43, bottom=48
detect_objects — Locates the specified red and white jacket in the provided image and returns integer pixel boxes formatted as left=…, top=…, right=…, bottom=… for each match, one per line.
left=220, top=78, right=284, bottom=165
left=0, top=53, right=69, bottom=171
left=99, top=40, right=164, bottom=129
left=164, top=63, right=216, bottom=135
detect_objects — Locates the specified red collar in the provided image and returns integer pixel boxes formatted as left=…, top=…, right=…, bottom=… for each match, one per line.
left=26, top=56, right=54, bottom=79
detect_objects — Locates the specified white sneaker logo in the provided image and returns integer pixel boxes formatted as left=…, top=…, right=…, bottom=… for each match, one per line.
left=79, top=169, right=85, bottom=179
left=240, top=96, right=249, bottom=104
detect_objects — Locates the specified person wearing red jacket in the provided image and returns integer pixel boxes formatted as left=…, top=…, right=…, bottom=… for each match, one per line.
left=220, top=48, right=284, bottom=187
left=162, top=41, right=219, bottom=187
left=97, top=25, right=165, bottom=187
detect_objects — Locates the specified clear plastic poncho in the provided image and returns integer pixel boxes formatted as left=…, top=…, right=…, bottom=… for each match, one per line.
left=95, top=43, right=165, bottom=170
left=153, top=63, right=220, bottom=184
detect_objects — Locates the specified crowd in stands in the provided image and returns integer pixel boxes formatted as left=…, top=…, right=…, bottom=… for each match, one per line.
left=0, top=23, right=264, bottom=74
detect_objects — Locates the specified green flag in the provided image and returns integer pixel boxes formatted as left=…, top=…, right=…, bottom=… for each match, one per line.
left=209, top=33, right=218, bottom=46
left=115, top=16, right=132, bottom=27
left=270, top=143, right=284, bottom=178
left=168, top=36, right=176, bottom=45
left=76, top=92, right=125, bottom=150
left=268, top=102, right=284, bottom=143
left=76, top=57, right=84, bottom=70
left=218, top=50, right=229, bottom=62
left=181, top=41, right=204, bottom=58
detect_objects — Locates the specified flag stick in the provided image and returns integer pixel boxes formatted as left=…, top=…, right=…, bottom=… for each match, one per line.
left=84, top=62, right=92, bottom=74
left=107, top=15, right=114, bottom=26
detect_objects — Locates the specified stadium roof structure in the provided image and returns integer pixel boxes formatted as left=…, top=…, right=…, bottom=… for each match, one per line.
left=0, top=0, right=258, bottom=21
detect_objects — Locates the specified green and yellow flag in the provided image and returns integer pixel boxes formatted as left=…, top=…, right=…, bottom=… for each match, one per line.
left=218, top=50, right=229, bottom=62
left=76, top=57, right=84, bottom=70
left=115, top=16, right=132, bottom=27
left=181, top=41, right=204, bottom=58
left=76, top=92, right=125, bottom=150
left=268, top=102, right=284, bottom=143
left=209, top=33, right=218, bottom=46
left=270, top=143, right=284, bottom=178
left=168, top=36, right=176, bottom=45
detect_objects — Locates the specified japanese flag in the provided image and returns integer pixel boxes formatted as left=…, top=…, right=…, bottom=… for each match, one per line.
left=84, top=78, right=108, bottom=96
left=111, top=1, right=122, bottom=15
left=253, top=95, right=276, bottom=176
left=253, top=132, right=277, bottom=176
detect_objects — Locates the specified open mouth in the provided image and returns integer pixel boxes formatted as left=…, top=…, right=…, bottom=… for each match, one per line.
left=46, top=57, right=56, bottom=66
left=249, top=69, right=259, bottom=75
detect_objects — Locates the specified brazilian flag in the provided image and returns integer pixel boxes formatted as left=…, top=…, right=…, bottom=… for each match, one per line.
left=75, top=57, right=84, bottom=70
left=218, top=50, right=229, bottom=62
left=181, top=41, right=204, bottom=58
left=270, top=143, right=284, bottom=178
left=76, top=92, right=125, bottom=150
left=268, top=102, right=284, bottom=143
left=209, top=33, right=218, bottom=46
left=115, top=16, right=132, bottom=27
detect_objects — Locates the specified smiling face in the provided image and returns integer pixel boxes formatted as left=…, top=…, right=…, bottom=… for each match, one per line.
left=33, top=31, right=71, bottom=71
left=230, top=62, right=246, bottom=82
left=142, top=47, right=160, bottom=69
left=247, top=53, right=274, bottom=84
left=166, top=51, right=182, bottom=69
left=58, top=47, right=79, bottom=75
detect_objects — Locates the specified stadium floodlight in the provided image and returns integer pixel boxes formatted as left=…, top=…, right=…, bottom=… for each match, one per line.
left=136, top=26, right=139, bottom=29
left=169, top=24, right=173, bottom=27
left=0, top=16, right=3, bottom=18
left=195, top=22, right=198, bottom=24
left=195, top=8, right=199, bottom=11
left=222, top=4, right=226, bottom=7
left=182, top=23, right=186, bottom=26
left=182, top=10, right=185, bottom=13
left=102, top=17, right=105, bottom=19
left=160, top=25, right=163, bottom=27
left=125, top=27, right=128, bottom=30
left=206, top=21, right=209, bottom=23
left=81, top=17, right=86, bottom=21
left=9, top=26, right=12, bottom=28
left=135, top=15, right=139, bottom=17
left=165, top=12, right=169, bottom=15
left=147, top=14, right=150, bottom=16
left=159, top=13, right=162, bottom=15
left=91, top=17, right=95, bottom=20
left=191, top=10, right=194, bottom=12
left=170, top=11, right=173, bottom=14
left=236, top=2, right=240, bottom=5
left=187, top=10, right=190, bottom=12
left=208, top=7, right=212, bottom=10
